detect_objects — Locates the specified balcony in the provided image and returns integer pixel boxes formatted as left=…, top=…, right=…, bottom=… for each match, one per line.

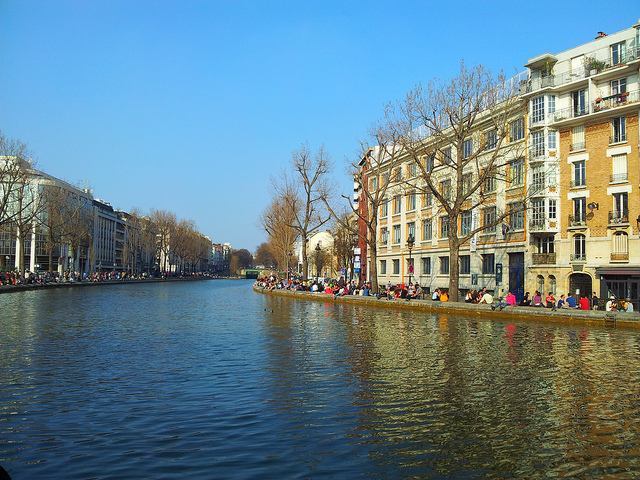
left=570, top=141, right=586, bottom=151
left=611, top=252, right=629, bottom=262
left=610, top=173, right=628, bottom=183
left=608, top=210, right=629, bottom=225
left=552, top=106, right=589, bottom=123
left=568, top=214, right=586, bottom=227
left=593, top=89, right=640, bottom=113
left=529, top=218, right=546, bottom=231
left=570, top=253, right=586, bottom=262
left=528, top=146, right=546, bottom=161
left=532, top=252, right=556, bottom=265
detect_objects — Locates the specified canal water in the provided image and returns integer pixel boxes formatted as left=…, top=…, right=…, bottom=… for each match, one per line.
left=2, top=280, right=640, bottom=479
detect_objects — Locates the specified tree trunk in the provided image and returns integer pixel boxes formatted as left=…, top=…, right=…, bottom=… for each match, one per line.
left=48, top=247, right=54, bottom=273
left=368, top=237, right=378, bottom=293
left=301, top=234, right=308, bottom=280
left=448, top=233, right=460, bottom=302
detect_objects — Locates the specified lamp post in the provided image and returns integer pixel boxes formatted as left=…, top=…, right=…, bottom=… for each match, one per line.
left=406, top=233, right=415, bottom=285
left=315, top=242, right=321, bottom=278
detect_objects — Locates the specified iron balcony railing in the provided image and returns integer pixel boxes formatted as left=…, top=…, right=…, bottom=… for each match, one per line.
left=529, top=218, right=546, bottom=230
left=570, top=253, right=587, bottom=262
left=608, top=210, right=629, bottom=225
left=611, top=252, right=629, bottom=262
left=610, top=173, right=628, bottom=183
left=528, top=146, right=546, bottom=160
left=593, top=89, right=640, bottom=112
left=525, top=45, right=640, bottom=93
left=552, top=106, right=589, bottom=122
left=532, top=252, right=556, bottom=265
left=569, top=214, right=586, bottom=227
left=570, top=141, right=586, bottom=151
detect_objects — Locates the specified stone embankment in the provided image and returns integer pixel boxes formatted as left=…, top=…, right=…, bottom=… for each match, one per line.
left=253, top=285, right=640, bottom=330
left=0, top=276, right=222, bottom=295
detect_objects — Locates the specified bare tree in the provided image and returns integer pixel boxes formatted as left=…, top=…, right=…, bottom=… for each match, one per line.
left=331, top=211, right=357, bottom=281
left=0, top=133, right=30, bottom=228
left=388, top=63, right=531, bottom=301
left=260, top=191, right=298, bottom=276
left=149, top=209, right=176, bottom=274
left=279, top=145, right=331, bottom=280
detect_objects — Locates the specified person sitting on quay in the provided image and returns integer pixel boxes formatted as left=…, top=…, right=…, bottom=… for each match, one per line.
left=545, top=291, right=556, bottom=308
left=532, top=291, right=543, bottom=307
left=439, top=289, right=449, bottom=302
left=579, top=293, right=590, bottom=310
left=464, top=290, right=474, bottom=303
left=431, top=288, right=440, bottom=302
left=478, top=290, right=493, bottom=305
left=624, top=298, right=634, bottom=313
left=606, top=296, right=617, bottom=312
left=556, top=294, right=566, bottom=309
left=519, top=292, right=531, bottom=306
left=591, top=291, right=600, bottom=310
left=505, top=291, right=517, bottom=306
left=566, top=294, right=578, bottom=309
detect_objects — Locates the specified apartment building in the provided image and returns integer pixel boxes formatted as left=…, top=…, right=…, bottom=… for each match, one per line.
left=523, top=20, right=640, bottom=305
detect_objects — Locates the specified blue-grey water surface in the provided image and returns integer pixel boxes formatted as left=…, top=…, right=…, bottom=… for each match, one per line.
left=2, top=280, right=640, bottom=479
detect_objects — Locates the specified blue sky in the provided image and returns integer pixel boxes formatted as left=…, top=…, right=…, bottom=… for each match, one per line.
left=0, top=1, right=633, bottom=249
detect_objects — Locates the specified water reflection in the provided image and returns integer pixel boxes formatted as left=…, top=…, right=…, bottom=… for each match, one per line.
left=2, top=282, right=640, bottom=479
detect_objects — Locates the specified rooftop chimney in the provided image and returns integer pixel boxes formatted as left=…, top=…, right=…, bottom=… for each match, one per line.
left=595, top=31, right=608, bottom=39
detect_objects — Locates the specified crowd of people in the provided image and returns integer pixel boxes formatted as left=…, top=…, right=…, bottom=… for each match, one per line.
left=256, top=275, right=638, bottom=314
left=0, top=269, right=212, bottom=288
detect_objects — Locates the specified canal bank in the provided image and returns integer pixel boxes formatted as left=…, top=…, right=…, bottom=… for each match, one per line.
left=253, top=285, right=640, bottom=330
left=0, top=276, right=222, bottom=295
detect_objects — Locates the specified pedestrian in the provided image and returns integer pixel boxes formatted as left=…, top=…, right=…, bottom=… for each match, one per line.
left=432, top=288, right=440, bottom=301
left=566, top=294, right=578, bottom=309
left=605, top=296, right=616, bottom=312
left=579, top=294, right=590, bottom=310
left=591, top=291, right=600, bottom=310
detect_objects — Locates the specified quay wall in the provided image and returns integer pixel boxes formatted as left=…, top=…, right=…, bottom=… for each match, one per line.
left=253, top=285, right=640, bottom=331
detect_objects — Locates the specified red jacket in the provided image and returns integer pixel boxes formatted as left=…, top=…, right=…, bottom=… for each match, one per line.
left=579, top=297, right=590, bottom=310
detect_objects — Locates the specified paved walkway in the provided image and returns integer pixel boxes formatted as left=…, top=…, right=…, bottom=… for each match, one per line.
left=0, top=277, right=217, bottom=294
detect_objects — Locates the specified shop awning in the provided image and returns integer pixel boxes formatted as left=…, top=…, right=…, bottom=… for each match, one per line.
left=595, top=267, right=640, bottom=276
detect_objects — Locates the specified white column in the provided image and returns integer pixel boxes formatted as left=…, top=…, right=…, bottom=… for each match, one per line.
left=14, top=228, right=20, bottom=269
left=29, top=226, right=36, bottom=272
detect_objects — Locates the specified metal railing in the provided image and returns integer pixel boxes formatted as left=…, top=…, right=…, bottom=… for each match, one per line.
left=529, top=218, right=546, bottom=230
left=611, top=252, right=629, bottom=261
left=610, top=173, right=628, bottom=183
left=525, top=45, right=640, bottom=93
left=608, top=211, right=629, bottom=225
left=568, top=214, right=586, bottom=227
left=570, top=141, right=586, bottom=151
left=552, top=106, right=590, bottom=122
left=529, top=146, right=546, bottom=160
left=570, top=253, right=586, bottom=262
left=593, top=89, right=640, bottom=112
left=532, top=252, right=556, bottom=265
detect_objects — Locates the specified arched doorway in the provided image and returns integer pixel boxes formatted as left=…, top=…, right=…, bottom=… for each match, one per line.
left=569, top=273, right=592, bottom=297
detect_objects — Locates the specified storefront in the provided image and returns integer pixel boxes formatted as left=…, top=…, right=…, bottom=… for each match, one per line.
left=596, top=267, right=640, bottom=311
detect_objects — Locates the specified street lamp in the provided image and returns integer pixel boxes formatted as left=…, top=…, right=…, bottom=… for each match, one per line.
left=406, top=233, right=415, bottom=285
left=315, top=242, right=321, bottom=278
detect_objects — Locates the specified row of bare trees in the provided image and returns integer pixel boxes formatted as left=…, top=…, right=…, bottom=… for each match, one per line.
left=261, top=63, right=539, bottom=300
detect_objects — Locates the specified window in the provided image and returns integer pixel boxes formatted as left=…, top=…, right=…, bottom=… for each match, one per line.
left=611, top=41, right=626, bottom=65
left=440, top=216, right=449, bottom=239
left=482, top=253, right=495, bottom=274
left=392, top=259, right=400, bottom=274
left=461, top=211, right=472, bottom=235
left=549, top=275, right=557, bottom=295
left=572, top=125, right=585, bottom=150
left=381, top=198, right=388, bottom=218
left=460, top=255, right=470, bottom=275
left=440, top=179, right=451, bottom=201
left=442, top=147, right=453, bottom=165
left=380, top=227, right=388, bottom=244
left=463, top=138, right=473, bottom=159
left=483, top=174, right=496, bottom=193
left=531, top=199, right=545, bottom=224
left=537, top=275, right=545, bottom=293
left=407, top=191, right=416, bottom=211
left=548, top=95, right=556, bottom=113
left=462, top=174, right=472, bottom=195
left=509, top=202, right=525, bottom=230
left=572, top=89, right=587, bottom=116
left=531, top=131, right=545, bottom=157
left=509, top=158, right=524, bottom=186
left=573, top=197, right=587, bottom=223
left=548, top=130, right=557, bottom=150
left=440, top=256, right=449, bottom=274
left=612, top=154, right=627, bottom=183
left=613, top=192, right=629, bottom=218
left=573, top=234, right=586, bottom=260
left=485, top=129, right=497, bottom=150
left=369, top=176, right=378, bottom=192
left=422, top=257, right=431, bottom=275
left=408, top=162, right=418, bottom=178
left=423, top=192, right=433, bottom=207
left=548, top=199, right=557, bottom=219
left=510, top=118, right=524, bottom=141
left=392, top=167, right=403, bottom=182
left=422, top=218, right=432, bottom=241
left=393, top=225, right=401, bottom=244
left=572, top=160, right=586, bottom=187
left=380, top=260, right=387, bottom=274
left=407, top=222, right=415, bottom=240
left=483, top=206, right=496, bottom=232
left=611, top=78, right=627, bottom=95
left=532, top=166, right=545, bottom=192
left=532, top=96, right=545, bottom=123
left=393, top=195, right=402, bottom=215
left=612, top=116, right=626, bottom=143
left=613, top=231, right=629, bottom=254
left=536, top=235, right=555, bottom=253
left=426, top=154, right=435, bottom=172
